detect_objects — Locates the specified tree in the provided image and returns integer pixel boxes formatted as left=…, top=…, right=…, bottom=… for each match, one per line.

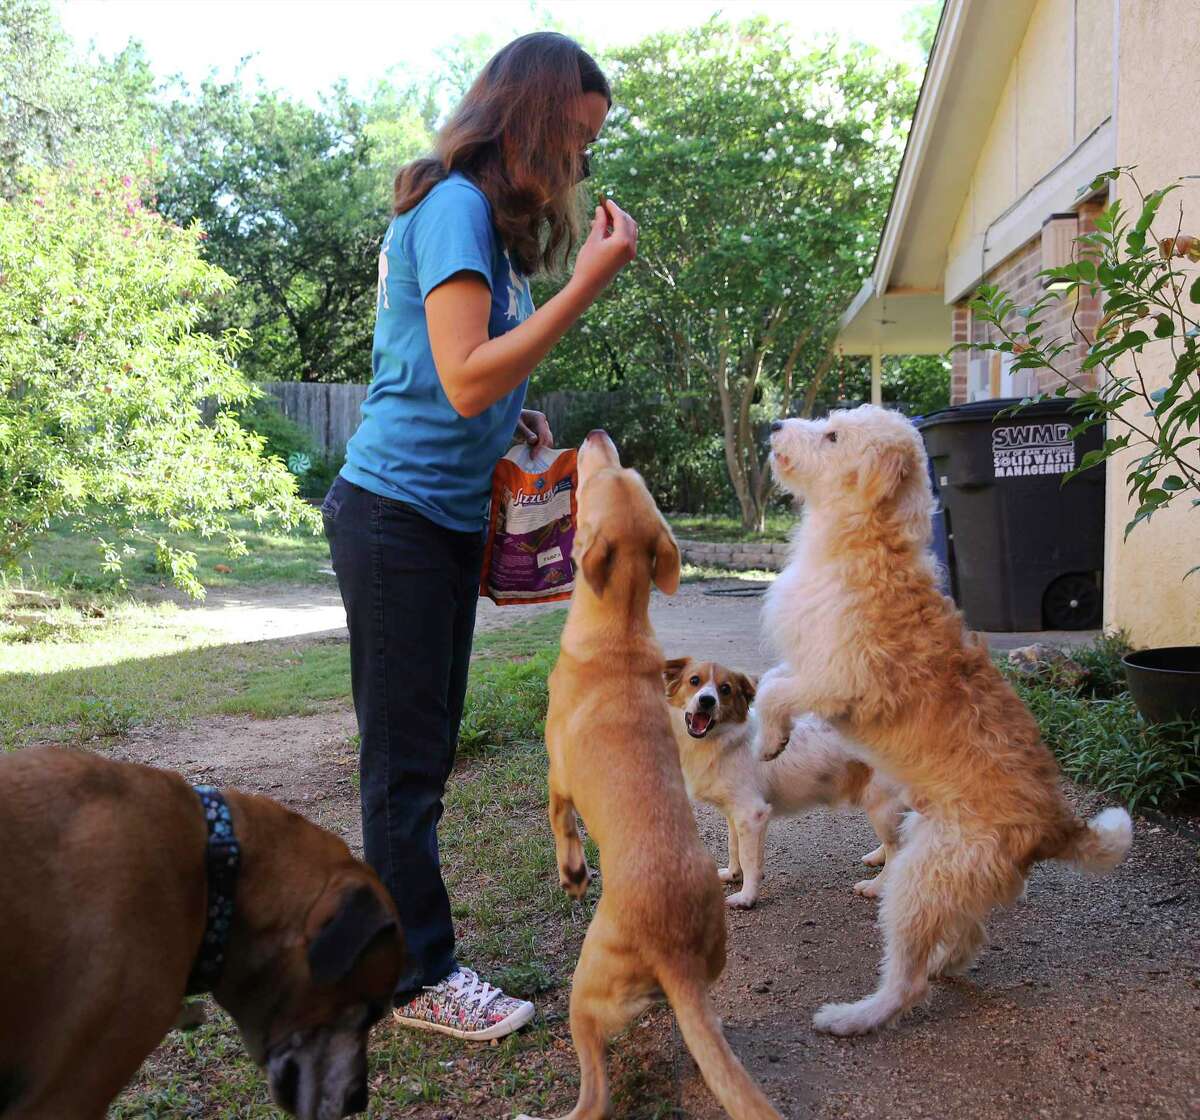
left=156, top=79, right=428, bottom=382
left=0, top=168, right=317, bottom=596
left=836, top=354, right=951, bottom=416
left=903, top=2, right=943, bottom=62
left=0, top=0, right=159, bottom=195
left=541, top=20, right=915, bottom=529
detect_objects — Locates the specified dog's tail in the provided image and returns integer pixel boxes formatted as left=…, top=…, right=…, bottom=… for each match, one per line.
left=659, top=969, right=781, bottom=1120
left=1057, top=807, right=1133, bottom=873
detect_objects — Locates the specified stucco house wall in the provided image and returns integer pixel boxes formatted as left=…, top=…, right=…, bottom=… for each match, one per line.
left=1101, top=0, right=1200, bottom=646
left=947, top=0, right=1114, bottom=406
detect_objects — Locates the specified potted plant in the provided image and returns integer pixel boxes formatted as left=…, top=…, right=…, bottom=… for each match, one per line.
left=963, top=167, right=1200, bottom=727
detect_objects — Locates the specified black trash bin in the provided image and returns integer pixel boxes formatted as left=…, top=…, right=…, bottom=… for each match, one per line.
left=917, top=398, right=1105, bottom=632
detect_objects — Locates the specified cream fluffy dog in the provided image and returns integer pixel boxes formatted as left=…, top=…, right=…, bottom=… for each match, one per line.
left=663, top=657, right=906, bottom=907
left=755, top=405, right=1133, bottom=1036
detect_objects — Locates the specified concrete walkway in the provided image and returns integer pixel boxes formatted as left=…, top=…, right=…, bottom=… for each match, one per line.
left=169, top=579, right=1099, bottom=669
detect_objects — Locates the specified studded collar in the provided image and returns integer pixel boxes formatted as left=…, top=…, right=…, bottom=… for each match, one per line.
left=186, top=785, right=242, bottom=995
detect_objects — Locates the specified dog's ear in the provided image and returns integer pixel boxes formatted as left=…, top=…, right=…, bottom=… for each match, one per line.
left=732, top=672, right=757, bottom=718
left=652, top=524, right=680, bottom=595
left=580, top=533, right=615, bottom=597
left=307, top=880, right=402, bottom=987
left=664, top=657, right=690, bottom=696
left=858, top=443, right=912, bottom=505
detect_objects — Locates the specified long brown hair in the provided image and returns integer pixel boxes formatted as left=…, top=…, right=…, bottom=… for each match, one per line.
left=393, top=32, right=610, bottom=276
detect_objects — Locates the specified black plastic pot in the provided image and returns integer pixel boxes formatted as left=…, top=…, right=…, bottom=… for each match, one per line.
left=1122, top=646, right=1200, bottom=725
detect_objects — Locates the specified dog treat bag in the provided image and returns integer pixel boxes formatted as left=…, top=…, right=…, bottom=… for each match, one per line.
left=480, top=443, right=578, bottom=605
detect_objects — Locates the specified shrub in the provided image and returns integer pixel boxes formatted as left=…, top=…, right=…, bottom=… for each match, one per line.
left=1001, top=634, right=1200, bottom=811
left=0, top=168, right=318, bottom=595
left=232, top=394, right=343, bottom=500
left=233, top=394, right=317, bottom=464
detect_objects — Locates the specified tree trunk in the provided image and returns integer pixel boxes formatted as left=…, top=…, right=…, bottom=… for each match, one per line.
left=712, top=313, right=760, bottom=530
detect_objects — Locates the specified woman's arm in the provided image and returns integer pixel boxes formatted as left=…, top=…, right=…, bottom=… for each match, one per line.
left=426, top=200, right=637, bottom=418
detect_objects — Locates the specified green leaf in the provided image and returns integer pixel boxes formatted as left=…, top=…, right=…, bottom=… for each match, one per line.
left=1153, top=314, right=1175, bottom=338
left=1190, top=274, right=1200, bottom=304
left=1161, top=475, right=1186, bottom=491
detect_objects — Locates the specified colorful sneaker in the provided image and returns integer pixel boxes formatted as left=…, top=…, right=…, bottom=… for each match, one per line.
left=392, top=966, right=535, bottom=1041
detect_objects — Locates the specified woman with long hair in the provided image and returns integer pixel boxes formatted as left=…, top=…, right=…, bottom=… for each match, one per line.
left=323, top=32, right=636, bottom=1041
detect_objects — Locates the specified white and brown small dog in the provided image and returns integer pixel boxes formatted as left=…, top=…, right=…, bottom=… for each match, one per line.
left=664, top=657, right=906, bottom=909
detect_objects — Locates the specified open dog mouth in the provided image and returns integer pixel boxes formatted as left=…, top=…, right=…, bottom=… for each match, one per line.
left=685, top=711, right=714, bottom=738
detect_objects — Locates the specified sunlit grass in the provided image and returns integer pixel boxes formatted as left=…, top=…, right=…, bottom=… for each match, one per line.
left=666, top=512, right=793, bottom=543
left=13, top=514, right=331, bottom=594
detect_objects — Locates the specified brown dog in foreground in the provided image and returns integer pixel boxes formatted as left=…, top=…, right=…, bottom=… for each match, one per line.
left=0, top=747, right=405, bottom=1120
left=519, top=431, right=780, bottom=1120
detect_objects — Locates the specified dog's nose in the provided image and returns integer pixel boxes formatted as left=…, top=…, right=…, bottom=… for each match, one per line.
left=698, top=694, right=716, bottom=711
left=770, top=420, right=784, bottom=433
left=586, top=428, right=608, bottom=442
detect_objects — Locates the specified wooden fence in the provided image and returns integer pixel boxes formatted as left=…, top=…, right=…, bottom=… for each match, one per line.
left=263, top=382, right=368, bottom=454
left=261, top=382, right=622, bottom=454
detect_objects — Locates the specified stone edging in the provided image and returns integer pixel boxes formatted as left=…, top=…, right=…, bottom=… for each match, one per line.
left=676, top=538, right=787, bottom=572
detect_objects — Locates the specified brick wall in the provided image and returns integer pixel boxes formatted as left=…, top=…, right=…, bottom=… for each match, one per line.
left=949, top=199, right=1103, bottom=405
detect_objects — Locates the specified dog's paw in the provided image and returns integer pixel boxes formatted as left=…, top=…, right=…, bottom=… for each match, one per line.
left=717, top=866, right=742, bottom=883
left=812, top=999, right=886, bottom=1036
left=725, top=890, right=757, bottom=909
left=558, top=861, right=592, bottom=900
left=757, top=722, right=791, bottom=761
left=852, top=876, right=883, bottom=899
left=861, top=845, right=886, bottom=867
left=760, top=737, right=789, bottom=762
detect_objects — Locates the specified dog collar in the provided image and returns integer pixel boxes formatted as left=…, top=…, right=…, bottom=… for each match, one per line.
left=186, top=785, right=241, bottom=995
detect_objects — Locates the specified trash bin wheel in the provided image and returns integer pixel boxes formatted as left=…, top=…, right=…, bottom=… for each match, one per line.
left=1042, top=573, right=1101, bottom=631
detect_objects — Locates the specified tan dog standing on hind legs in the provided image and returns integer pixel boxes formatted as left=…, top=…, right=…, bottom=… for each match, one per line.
left=518, top=430, right=780, bottom=1120
left=756, top=405, right=1132, bottom=1037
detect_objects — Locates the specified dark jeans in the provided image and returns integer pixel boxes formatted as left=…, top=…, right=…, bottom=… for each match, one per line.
left=322, top=475, right=483, bottom=997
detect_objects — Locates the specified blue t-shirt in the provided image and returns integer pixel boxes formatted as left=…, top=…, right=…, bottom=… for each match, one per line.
left=341, top=172, right=534, bottom=532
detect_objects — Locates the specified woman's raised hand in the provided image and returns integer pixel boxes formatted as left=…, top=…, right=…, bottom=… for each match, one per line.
left=570, top=199, right=638, bottom=298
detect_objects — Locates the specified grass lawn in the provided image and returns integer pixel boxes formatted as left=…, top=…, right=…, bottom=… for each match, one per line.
left=0, top=593, right=350, bottom=748
left=14, top=515, right=332, bottom=593
left=667, top=511, right=793, bottom=543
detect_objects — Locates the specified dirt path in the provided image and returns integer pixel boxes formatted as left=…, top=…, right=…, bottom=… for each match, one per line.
left=660, top=589, right=1200, bottom=1120
left=680, top=798, right=1199, bottom=1119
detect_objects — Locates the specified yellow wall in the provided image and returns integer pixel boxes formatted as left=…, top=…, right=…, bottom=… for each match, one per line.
left=1104, top=0, right=1200, bottom=646
left=1075, top=0, right=1114, bottom=138
left=949, top=0, right=1114, bottom=249
left=1016, top=0, right=1073, bottom=195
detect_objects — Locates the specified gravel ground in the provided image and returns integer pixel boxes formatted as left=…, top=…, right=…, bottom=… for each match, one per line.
left=163, top=578, right=1098, bottom=670
left=132, top=579, right=1196, bottom=1118
left=656, top=583, right=1200, bottom=1120
left=672, top=796, right=1200, bottom=1120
